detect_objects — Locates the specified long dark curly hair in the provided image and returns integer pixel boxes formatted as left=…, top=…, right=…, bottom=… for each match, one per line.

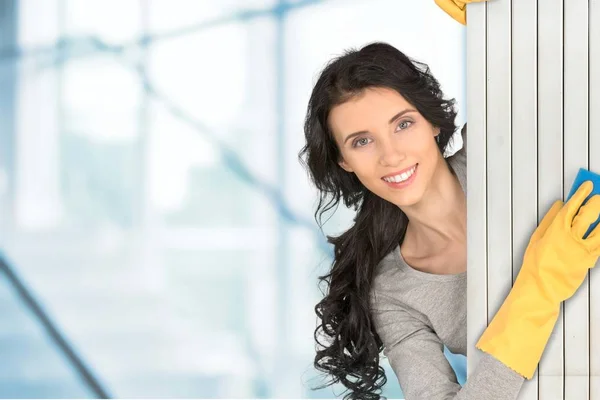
left=298, top=42, right=459, bottom=399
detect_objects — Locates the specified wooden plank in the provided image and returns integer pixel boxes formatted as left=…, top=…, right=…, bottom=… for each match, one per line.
left=563, top=0, right=590, bottom=398
left=589, top=0, right=600, bottom=397
left=484, top=0, right=512, bottom=356
left=537, top=0, right=565, bottom=397
left=510, top=0, right=538, bottom=397
left=465, top=0, right=488, bottom=378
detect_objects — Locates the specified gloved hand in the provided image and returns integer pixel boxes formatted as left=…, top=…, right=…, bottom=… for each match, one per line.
left=476, top=181, right=600, bottom=379
left=435, top=0, right=489, bottom=25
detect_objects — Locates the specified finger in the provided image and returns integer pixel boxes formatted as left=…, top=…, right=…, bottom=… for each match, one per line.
left=584, top=223, right=600, bottom=256
left=530, top=200, right=563, bottom=243
left=564, top=181, right=594, bottom=222
left=572, top=195, right=600, bottom=239
left=581, top=198, right=600, bottom=254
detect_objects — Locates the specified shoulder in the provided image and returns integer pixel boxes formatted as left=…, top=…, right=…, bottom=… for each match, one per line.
left=369, top=287, right=426, bottom=338
left=449, top=123, right=467, bottom=160
left=370, top=250, right=397, bottom=296
left=460, top=123, right=467, bottom=147
left=446, top=124, right=467, bottom=186
left=369, top=250, right=424, bottom=318
left=369, top=246, right=408, bottom=312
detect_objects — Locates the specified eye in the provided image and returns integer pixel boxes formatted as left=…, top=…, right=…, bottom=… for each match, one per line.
left=396, top=120, right=413, bottom=131
left=352, top=137, right=372, bottom=148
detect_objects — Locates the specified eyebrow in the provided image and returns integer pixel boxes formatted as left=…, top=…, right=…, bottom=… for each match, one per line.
left=343, top=108, right=417, bottom=144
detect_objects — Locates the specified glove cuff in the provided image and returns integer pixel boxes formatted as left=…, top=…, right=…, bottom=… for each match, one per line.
left=475, top=279, right=560, bottom=379
left=434, top=0, right=467, bottom=25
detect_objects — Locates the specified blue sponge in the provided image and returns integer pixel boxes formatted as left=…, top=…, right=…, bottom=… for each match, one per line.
left=566, top=168, right=600, bottom=239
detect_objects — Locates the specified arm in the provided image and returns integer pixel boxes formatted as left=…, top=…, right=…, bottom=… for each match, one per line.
left=371, top=295, right=524, bottom=400
left=375, top=123, right=600, bottom=395
left=444, top=124, right=600, bottom=380
left=476, top=185, right=600, bottom=378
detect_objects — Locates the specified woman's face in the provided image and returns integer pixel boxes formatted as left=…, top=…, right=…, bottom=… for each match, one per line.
left=329, top=87, right=444, bottom=208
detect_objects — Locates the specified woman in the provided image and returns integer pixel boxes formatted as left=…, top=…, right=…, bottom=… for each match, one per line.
left=298, top=42, right=600, bottom=399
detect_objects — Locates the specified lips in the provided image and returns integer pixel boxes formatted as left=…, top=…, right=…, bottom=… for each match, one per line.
left=381, top=164, right=418, bottom=183
left=381, top=164, right=419, bottom=188
left=382, top=164, right=418, bottom=179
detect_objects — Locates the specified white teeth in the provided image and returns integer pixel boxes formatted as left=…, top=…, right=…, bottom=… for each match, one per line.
left=383, top=165, right=416, bottom=183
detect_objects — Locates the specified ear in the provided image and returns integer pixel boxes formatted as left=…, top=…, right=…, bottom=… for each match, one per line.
left=338, top=159, right=354, bottom=173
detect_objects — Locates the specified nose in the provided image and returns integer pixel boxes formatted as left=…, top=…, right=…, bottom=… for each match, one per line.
left=378, top=141, right=405, bottom=167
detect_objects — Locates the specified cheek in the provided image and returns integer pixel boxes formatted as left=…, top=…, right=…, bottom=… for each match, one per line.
left=409, top=136, right=440, bottom=166
left=417, top=139, right=441, bottom=167
left=343, top=158, right=382, bottom=191
left=340, top=148, right=376, bottom=173
left=353, top=166, right=380, bottom=186
left=413, top=131, right=437, bottom=151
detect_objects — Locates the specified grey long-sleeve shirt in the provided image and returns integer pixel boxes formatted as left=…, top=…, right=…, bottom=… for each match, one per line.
left=369, top=128, right=525, bottom=399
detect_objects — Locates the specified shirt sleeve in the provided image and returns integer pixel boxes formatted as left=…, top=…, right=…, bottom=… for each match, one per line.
left=371, top=293, right=525, bottom=400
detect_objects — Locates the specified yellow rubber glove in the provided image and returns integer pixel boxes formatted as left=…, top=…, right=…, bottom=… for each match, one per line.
left=434, top=0, right=489, bottom=25
left=476, top=181, right=600, bottom=379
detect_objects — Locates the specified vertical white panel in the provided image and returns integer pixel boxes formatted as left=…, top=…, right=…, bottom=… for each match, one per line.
left=485, top=0, right=512, bottom=343
left=590, top=1, right=600, bottom=398
left=510, top=0, right=538, bottom=398
left=563, top=1, right=590, bottom=398
left=537, top=0, right=565, bottom=397
left=469, top=1, right=600, bottom=398
left=465, top=1, right=487, bottom=378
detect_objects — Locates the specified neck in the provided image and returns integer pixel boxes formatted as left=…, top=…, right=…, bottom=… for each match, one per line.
left=401, top=160, right=466, bottom=249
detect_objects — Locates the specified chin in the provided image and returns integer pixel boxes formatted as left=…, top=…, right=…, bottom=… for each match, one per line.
left=388, top=192, right=424, bottom=208
left=371, top=183, right=423, bottom=208
left=378, top=175, right=426, bottom=208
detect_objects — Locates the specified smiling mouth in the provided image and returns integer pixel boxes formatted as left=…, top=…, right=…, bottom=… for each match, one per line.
left=382, top=164, right=418, bottom=183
